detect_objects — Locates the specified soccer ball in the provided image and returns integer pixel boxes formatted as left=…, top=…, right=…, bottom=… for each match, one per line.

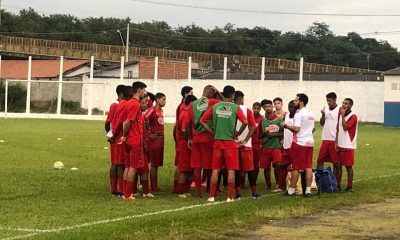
left=53, top=161, right=64, bottom=170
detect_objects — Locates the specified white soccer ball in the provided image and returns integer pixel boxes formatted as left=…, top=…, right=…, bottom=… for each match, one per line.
left=53, top=161, right=64, bottom=170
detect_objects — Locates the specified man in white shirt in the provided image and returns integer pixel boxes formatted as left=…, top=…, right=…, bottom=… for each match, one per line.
left=282, top=93, right=315, bottom=197
left=317, top=92, right=341, bottom=188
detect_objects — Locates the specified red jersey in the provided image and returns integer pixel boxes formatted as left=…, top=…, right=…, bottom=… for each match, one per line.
left=176, top=102, right=186, bottom=121
left=252, top=114, right=263, bottom=145
left=176, top=109, right=190, bottom=143
left=144, top=106, right=164, bottom=149
left=106, top=100, right=118, bottom=123
left=112, top=99, right=128, bottom=140
left=189, top=98, right=220, bottom=143
left=126, top=98, right=144, bottom=145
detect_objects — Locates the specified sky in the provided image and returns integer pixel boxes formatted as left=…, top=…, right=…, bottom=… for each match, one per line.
left=4, top=0, right=400, bottom=49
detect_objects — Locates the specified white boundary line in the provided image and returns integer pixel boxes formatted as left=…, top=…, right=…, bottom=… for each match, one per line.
left=1, top=172, right=400, bottom=240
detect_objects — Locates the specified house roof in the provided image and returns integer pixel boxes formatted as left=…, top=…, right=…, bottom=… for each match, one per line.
left=385, top=66, right=400, bottom=75
left=0, top=60, right=88, bottom=79
left=98, top=61, right=139, bottom=72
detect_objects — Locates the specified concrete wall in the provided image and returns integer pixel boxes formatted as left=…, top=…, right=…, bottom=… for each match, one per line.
left=94, top=64, right=139, bottom=78
left=384, top=75, right=400, bottom=102
left=82, top=78, right=384, bottom=123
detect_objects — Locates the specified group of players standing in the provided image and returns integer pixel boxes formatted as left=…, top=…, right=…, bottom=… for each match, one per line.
left=105, top=81, right=358, bottom=202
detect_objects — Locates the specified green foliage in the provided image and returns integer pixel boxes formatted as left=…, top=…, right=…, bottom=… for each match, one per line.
left=1, top=8, right=400, bottom=71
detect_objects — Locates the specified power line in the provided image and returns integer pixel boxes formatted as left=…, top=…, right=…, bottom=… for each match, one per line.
left=130, top=0, right=400, bottom=17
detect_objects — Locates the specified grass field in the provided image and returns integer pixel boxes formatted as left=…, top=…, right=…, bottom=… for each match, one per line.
left=1, top=118, right=400, bottom=240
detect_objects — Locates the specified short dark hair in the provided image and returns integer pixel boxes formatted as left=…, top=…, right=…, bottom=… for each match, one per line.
left=222, top=85, right=235, bottom=98
left=344, top=98, right=354, bottom=106
left=116, top=85, right=125, bottom=95
left=261, top=99, right=273, bottom=106
left=296, top=93, right=309, bottom=106
left=155, top=92, right=166, bottom=99
left=326, top=92, right=337, bottom=100
left=123, top=86, right=133, bottom=99
left=181, top=86, right=193, bottom=98
left=185, top=95, right=197, bottom=106
left=253, top=102, right=261, bottom=107
left=273, top=97, right=283, bottom=103
left=147, top=92, right=156, bottom=102
left=234, top=90, right=244, bottom=102
left=132, top=81, right=147, bottom=93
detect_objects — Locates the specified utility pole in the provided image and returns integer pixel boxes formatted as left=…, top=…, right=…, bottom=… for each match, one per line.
left=367, top=53, right=370, bottom=70
left=125, top=23, right=129, bottom=63
left=0, top=0, right=3, bottom=27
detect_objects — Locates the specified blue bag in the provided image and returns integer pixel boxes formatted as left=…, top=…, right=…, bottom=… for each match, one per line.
left=315, top=166, right=339, bottom=193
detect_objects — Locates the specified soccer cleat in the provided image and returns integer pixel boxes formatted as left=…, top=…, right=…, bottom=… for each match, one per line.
left=272, top=188, right=282, bottom=193
left=252, top=193, right=261, bottom=199
left=143, top=193, right=155, bottom=198
left=178, top=194, right=188, bottom=198
left=207, top=197, right=215, bottom=202
left=122, top=195, right=135, bottom=201
left=111, top=192, right=120, bottom=197
left=132, top=192, right=141, bottom=197
left=235, top=193, right=242, bottom=200
left=284, top=191, right=296, bottom=197
left=344, top=188, right=354, bottom=193
left=226, top=197, right=234, bottom=203
left=304, top=193, right=312, bottom=198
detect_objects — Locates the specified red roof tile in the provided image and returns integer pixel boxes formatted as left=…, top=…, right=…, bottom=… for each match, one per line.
left=0, top=60, right=88, bottom=79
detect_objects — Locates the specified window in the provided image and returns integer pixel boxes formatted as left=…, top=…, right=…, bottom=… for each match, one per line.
left=391, top=83, right=399, bottom=90
left=127, top=71, right=133, bottom=79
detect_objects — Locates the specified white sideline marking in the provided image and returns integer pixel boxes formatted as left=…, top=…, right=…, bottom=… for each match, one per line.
left=0, top=227, right=51, bottom=233
left=1, top=172, right=400, bottom=240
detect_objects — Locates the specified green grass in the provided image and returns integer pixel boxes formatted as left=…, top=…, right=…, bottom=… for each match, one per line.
left=0, top=119, right=400, bottom=239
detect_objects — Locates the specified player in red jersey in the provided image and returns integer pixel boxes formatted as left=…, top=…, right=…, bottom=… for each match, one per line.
left=273, top=97, right=286, bottom=118
left=119, top=81, right=153, bottom=200
left=175, top=95, right=198, bottom=197
left=187, top=85, right=221, bottom=198
left=252, top=102, right=263, bottom=182
left=336, top=98, right=358, bottom=192
left=233, top=91, right=259, bottom=199
left=105, top=85, right=125, bottom=196
left=144, top=92, right=166, bottom=192
left=200, top=85, right=248, bottom=202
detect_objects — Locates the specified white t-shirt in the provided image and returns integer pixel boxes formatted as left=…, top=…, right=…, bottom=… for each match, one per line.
left=293, top=107, right=315, bottom=147
left=321, top=105, right=340, bottom=141
left=236, top=105, right=252, bottom=148
left=283, top=115, right=294, bottom=149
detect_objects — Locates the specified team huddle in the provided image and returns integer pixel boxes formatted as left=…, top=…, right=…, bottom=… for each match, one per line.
left=105, top=81, right=359, bottom=202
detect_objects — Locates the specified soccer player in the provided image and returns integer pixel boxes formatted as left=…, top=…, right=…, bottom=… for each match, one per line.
left=317, top=92, right=341, bottom=187
left=280, top=100, right=297, bottom=191
left=259, top=99, right=284, bottom=191
left=282, top=93, right=315, bottom=197
left=188, top=85, right=221, bottom=198
left=200, top=85, right=248, bottom=202
left=105, top=85, right=125, bottom=196
left=176, top=95, right=198, bottom=197
left=144, top=92, right=166, bottom=192
left=273, top=97, right=286, bottom=118
left=120, top=81, right=153, bottom=200
left=336, top=98, right=358, bottom=192
left=234, top=91, right=259, bottom=199
left=252, top=102, right=263, bottom=182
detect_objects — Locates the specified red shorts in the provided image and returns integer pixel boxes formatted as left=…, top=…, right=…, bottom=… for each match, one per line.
left=212, top=148, right=239, bottom=170
left=110, top=143, right=118, bottom=164
left=239, top=147, right=254, bottom=172
left=115, top=144, right=126, bottom=165
left=317, top=140, right=338, bottom=164
left=338, top=148, right=355, bottom=166
left=178, top=140, right=192, bottom=172
left=191, top=141, right=213, bottom=169
left=125, top=143, right=146, bottom=169
left=260, top=148, right=282, bottom=169
left=291, top=143, right=313, bottom=170
left=149, top=148, right=164, bottom=167
left=281, top=148, right=292, bottom=165
left=252, top=144, right=262, bottom=163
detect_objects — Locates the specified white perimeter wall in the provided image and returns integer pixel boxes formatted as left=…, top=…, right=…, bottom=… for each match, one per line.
left=82, top=78, right=384, bottom=123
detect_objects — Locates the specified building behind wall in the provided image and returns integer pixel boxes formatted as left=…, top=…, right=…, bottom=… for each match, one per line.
left=384, top=67, right=400, bottom=126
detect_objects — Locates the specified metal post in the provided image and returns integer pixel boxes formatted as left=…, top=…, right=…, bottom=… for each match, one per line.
left=188, top=56, right=192, bottom=81
left=26, top=56, right=32, bottom=114
left=223, top=57, right=227, bottom=80
left=4, top=79, right=7, bottom=118
left=299, top=57, right=304, bottom=92
left=56, top=56, right=64, bottom=115
left=125, top=23, right=129, bottom=63
left=120, top=56, right=125, bottom=83
left=261, top=57, right=265, bottom=81
left=154, top=56, right=158, bottom=81
left=88, top=56, right=94, bottom=116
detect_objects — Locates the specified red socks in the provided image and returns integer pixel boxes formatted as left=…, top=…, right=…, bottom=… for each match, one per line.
left=209, top=183, right=217, bottom=198
left=194, top=168, right=202, bottom=197
left=347, top=178, right=353, bottom=189
left=117, top=178, right=124, bottom=193
left=142, top=179, right=149, bottom=194
left=227, top=183, right=235, bottom=199
left=251, top=185, right=257, bottom=195
left=124, top=181, right=133, bottom=198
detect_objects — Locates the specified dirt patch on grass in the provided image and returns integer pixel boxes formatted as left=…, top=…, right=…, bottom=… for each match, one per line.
left=239, top=198, right=400, bottom=240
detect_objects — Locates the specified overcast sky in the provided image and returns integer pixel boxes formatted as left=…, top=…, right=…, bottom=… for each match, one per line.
left=5, top=0, right=400, bottom=49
